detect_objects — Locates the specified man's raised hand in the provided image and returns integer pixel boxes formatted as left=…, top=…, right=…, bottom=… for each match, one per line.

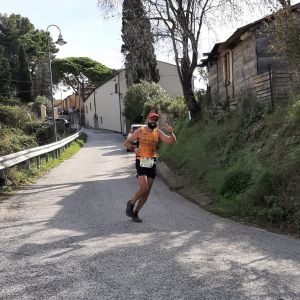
left=166, top=123, right=173, bottom=134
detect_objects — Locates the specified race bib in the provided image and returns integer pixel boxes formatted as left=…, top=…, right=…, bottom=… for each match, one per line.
left=140, top=157, right=154, bottom=168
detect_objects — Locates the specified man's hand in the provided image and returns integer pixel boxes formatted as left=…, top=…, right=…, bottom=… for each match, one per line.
left=166, top=123, right=173, bottom=134
left=158, top=124, right=177, bottom=144
left=134, top=147, right=141, bottom=156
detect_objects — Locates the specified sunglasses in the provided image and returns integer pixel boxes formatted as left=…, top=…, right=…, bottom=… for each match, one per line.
left=149, top=118, right=158, bottom=122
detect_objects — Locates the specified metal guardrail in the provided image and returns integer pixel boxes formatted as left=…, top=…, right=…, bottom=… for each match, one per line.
left=0, top=129, right=83, bottom=178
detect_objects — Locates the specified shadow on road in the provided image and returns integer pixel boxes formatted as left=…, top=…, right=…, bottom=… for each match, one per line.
left=2, top=127, right=300, bottom=299
left=4, top=174, right=300, bottom=299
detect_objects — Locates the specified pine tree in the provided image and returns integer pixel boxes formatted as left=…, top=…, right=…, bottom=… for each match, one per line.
left=0, top=46, right=11, bottom=96
left=121, top=0, right=159, bottom=87
left=18, top=45, right=33, bottom=102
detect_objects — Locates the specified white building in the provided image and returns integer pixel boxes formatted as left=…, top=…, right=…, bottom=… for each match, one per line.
left=84, top=60, right=194, bottom=133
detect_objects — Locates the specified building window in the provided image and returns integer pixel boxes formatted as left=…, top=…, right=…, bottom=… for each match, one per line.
left=86, top=105, right=88, bottom=113
left=222, top=50, right=232, bottom=85
left=100, top=117, right=103, bottom=123
left=90, top=102, right=92, bottom=110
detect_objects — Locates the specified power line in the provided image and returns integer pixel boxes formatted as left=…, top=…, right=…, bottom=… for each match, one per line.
left=0, top=88, right=48, bottom=95
left=0, top=78, right=46, bottom=83
left=0, top=78, right=50, bottom=84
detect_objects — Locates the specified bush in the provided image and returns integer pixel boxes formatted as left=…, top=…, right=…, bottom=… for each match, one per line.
left=0, top=126, right=38, bottom=156
left=264, top=195, right=285, bottom=223
left=123, top=81, right=171, bottom=124
left=167, top=95, right=188, bottom=120
left=35, top=124, right=55, bottom=145
left=31, top=96, right=52, bottom=117
left=285, top=97, right=300, bottom=127
left=0, top=105, right=33, bottom=131
left=0, top=96, right=23, bottom=106
left=218, top=167, right=251, bottom=195
left=264, top=7, right=300, bottom=74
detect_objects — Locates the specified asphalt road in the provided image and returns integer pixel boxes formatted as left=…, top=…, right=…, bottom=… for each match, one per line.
left=1, top=127, right=300, bottom=300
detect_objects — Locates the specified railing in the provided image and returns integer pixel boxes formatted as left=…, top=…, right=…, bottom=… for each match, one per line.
left=0, top=129, right=83, bottom=182
left=253, top=70, right=295, bottom=109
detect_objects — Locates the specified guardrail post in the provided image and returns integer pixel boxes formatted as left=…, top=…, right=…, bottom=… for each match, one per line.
left=52, top=150, right=56, bottom=159
left=25, top=159, right=30, bottom=169
left=37, top=156, right=40, bottom=168
left=0, top=170, right=6, bottom=187
left=46, top=153, right=49, bottom=163
left=58, top=148, right=61, bottom=156
left=62, top=146, right=65, bottom=152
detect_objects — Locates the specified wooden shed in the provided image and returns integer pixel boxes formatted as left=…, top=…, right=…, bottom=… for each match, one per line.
left=200, top=4, right=299, bottom=110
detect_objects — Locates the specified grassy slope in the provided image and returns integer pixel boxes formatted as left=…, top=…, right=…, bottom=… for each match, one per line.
left=158, top=101, right=300, bottom=235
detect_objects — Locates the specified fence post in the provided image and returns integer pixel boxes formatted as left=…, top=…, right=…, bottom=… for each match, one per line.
left=0, top=170, right=6, bottom=187
left=272, top=70, right=276, bottom=107
left=25, top=159, right=30, bottom=169
left=268, top=64, right=274, bottom=111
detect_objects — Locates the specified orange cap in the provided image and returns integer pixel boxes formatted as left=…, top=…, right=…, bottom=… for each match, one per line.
left=148, top=112, right=159, bottom=119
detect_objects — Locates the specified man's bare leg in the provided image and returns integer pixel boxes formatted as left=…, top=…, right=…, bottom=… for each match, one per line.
left=131, top=175, right=148, bottom=205
left=135, top=177, right=154, bottom=212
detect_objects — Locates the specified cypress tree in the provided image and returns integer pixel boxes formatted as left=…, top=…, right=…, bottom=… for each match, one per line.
left=121, top=0, right=160, bottom=87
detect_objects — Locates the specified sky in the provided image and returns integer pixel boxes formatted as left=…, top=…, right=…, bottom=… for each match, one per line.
left=2, top=0, right=297, bottom=99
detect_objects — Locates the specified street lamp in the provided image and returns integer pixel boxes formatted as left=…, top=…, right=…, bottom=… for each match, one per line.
left=46, top=24, right=67, bottom=142
left=78, top=70, right=84, bottom=130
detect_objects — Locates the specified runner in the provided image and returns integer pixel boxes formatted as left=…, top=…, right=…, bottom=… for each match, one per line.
left=124, top=112, right=177, bottom=222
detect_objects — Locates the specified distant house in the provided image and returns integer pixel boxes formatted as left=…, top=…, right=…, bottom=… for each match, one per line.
left=83, top=61, right=192, bottom=133
left=54, top=100, right=63, bottom=110
left=61, top=93, right=81, bottom=112
left=59, top=84, right=95, bottom=113
left=200, top=4, right=300, bottom=110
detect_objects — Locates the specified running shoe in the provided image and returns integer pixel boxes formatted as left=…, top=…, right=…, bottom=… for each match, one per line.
left=126, top=200, right=134, bottom=217
left=132, top=211, right=142, bottom=223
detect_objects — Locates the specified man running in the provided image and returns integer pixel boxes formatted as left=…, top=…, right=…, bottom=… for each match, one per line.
left=124, top=112, right=177, bottom=222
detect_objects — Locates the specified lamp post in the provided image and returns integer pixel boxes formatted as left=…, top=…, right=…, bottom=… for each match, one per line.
left=46, top=24, right=67, bottom=142
left=78, top=70, right=83, bottom=130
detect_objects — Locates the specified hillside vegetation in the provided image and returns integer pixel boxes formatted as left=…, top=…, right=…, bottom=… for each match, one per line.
left=158, top=98, right=300, bottom=235
left=0, top=98, right=86, bottom=196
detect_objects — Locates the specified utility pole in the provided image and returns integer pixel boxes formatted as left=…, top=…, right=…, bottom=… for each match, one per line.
left=78, top=76, right=81, bottom=130
left=118, top=72, right=122, bottom=133
left=60, top=88, right=63, bottom=118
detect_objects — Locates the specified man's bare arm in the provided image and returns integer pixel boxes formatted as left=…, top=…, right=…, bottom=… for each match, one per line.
left=124, top=128, right=142, bottom=150
left=158, top=124, right=177, bottom=144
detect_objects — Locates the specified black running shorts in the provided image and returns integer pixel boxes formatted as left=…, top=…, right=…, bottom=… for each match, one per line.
left=136, top=159, right=156, bottom=179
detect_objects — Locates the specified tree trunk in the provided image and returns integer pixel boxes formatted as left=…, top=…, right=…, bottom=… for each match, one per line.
left=181, top=63, right=201, bottom=120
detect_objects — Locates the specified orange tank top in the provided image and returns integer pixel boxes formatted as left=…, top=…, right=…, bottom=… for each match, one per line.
left=137, top=127, right=159, bottom=159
